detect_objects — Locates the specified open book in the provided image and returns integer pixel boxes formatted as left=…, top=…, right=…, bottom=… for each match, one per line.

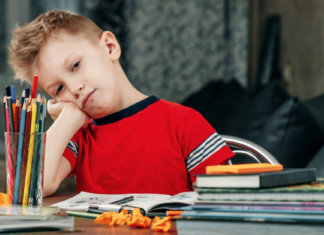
left=52, top=191, right=198, bottom=215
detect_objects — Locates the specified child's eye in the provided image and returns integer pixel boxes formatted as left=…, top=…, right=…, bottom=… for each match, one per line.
left=56, top=85, right=64, bottom=95
left=72, top=61, right=80, bottom=71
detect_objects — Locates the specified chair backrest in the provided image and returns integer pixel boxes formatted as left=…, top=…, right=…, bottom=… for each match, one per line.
left=222, top=135, right=279, bottom=165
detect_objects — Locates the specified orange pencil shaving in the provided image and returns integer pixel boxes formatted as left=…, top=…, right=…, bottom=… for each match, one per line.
left=151, top=216, right=172, bottom=232
left=94, top=209, right=129, bottom=226
left=94, top=208, right=172, bottom=232
left=127, top=208, right=151, bottom=228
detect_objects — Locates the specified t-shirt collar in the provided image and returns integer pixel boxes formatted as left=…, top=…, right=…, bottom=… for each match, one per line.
left=93, top=95, right=159, bottom=125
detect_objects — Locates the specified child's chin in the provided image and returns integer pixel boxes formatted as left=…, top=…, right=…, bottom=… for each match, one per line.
left=90, top=112, right=106, bottom=119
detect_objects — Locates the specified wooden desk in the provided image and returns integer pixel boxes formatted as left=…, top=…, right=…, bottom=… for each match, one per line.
left=39, top=194, right=324, bottom=235
left=42, top=194, right=177, bottom=235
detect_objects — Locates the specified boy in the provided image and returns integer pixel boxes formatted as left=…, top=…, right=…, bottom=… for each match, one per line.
left=9, top=10, right=234, bottom=197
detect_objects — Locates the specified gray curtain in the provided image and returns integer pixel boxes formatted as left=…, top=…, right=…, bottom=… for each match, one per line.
left=123, top=0, right=249, bottom=102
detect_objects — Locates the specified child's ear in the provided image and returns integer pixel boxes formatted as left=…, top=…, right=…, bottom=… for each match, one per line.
left=100, top=31, right=121, bottom=61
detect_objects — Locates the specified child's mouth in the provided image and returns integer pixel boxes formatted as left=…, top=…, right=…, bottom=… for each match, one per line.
left=82, top=90, right=95, bottom=110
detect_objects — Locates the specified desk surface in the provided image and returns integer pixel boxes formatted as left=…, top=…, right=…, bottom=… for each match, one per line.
left=39, top=194, right=324, bottom=235
left=42, top=194, right=177, bottom=235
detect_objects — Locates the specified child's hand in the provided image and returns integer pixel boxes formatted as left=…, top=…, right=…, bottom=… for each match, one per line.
left=47, top=99, right=90, bottom=127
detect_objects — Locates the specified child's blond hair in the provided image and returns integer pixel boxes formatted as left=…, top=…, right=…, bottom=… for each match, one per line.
left=9, top=10, right=103, bottom=82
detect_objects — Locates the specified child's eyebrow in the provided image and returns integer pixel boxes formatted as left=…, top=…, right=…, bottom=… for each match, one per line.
left=62, top=56, right=71, bottom=71
left=63, top=53, right=79, bottom=70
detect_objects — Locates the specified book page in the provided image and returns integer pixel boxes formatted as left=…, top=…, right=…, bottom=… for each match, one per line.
left=52, top=191, right=197, bottom=213
left=125, top=191, right=197, bottom=212
left=52, top=191, right=172, bottom=211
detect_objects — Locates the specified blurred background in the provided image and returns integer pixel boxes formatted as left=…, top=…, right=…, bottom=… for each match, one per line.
left=1, top=0, right=324, bottom=192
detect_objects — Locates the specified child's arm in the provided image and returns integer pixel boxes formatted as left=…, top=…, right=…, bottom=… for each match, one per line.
left=43, top=100, right=89, bottom=197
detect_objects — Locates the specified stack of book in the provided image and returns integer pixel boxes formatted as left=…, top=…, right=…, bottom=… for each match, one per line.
left=176, top=164, right=324, bottom=234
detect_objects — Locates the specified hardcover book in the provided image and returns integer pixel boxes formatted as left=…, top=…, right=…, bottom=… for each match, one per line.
left=176, top=215, right=324, bottom=235
left=178, top=210, right=324, bottom=223
left=196, top=168, right=317, bottom=189
left=206, top=163, right=283, bottom=174
left=196, top=179, right=324, bottom=202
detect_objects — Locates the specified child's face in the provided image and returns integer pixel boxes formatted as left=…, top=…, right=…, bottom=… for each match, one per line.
left=34, top=30, right=123, bottom=119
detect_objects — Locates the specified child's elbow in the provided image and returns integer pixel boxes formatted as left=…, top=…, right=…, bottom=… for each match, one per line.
left=42, top=179, right=60, bottom=197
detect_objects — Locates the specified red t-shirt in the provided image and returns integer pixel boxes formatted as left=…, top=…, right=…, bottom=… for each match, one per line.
left=63, top=96, right=234, bottom=195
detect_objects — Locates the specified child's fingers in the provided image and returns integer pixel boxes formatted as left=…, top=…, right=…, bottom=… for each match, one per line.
left=47, top=99, right=90, bottom=126
left=47, top=99, right=65, bottom=120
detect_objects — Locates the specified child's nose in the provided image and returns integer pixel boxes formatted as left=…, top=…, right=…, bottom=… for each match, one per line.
left=71, top=83, right=85, bottom=99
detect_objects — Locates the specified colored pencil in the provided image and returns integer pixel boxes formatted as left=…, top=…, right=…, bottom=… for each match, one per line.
left=13, top=101, right=27, bottom=205
left=5, top=95, right=15, bottom=182
left=28, top=96, right=41, bottom=205
left=67, top=210, right=99, bottom=219
left=10, top=86, right=17, bottom=132
left=6, top=96, right=14, bottom=133
left=5, top=86, right=11, bottom=97
left=14, top=99, right=20, bottom=132
left=12, top=99, right=21, bottom=171
left=3, top=97, right=7, bottom=135
left=31, top=75, right=38, bottom=99
left=10, top=99, right=20, bottom=185
left=5, top=96, right=15, bottom=181
left=20, top=90, right=25, bottom=105
left=24, top=88, right=30, bottom=100
left=22, top=99, right=37, bottom=206
left=12, top=99, right=21, bottom=179
left=34, top=98, right=46, bottom=205
left=18, top=103, right=31, bottom=204
left=10, top=86, right=16, bottom=103
left=4, top=99, right=13, bottom=204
